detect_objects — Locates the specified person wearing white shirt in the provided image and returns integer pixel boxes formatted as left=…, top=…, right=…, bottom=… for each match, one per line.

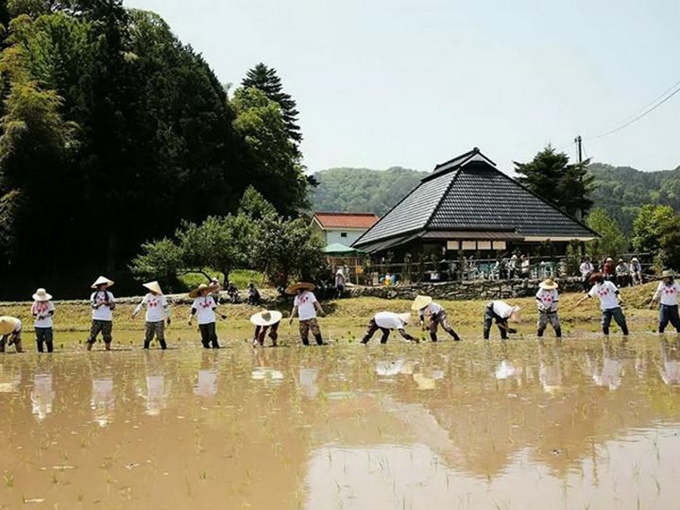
left=132, top=281, right=171, bottom=349
left=650, top=270, right=680, bottom=333
left=288, top=282, right=325, bottom=346
left=484, top=300, right=521, bottom=340
left=87, top=276, right=116, bottom=351
left=575, top=272, right=629, bottom=336
left=361, top=312, right=416, bottom=344
left=31, top=288, right=55, bottom=353
left=536, top=279, right=562, bottom=338
left=412, top=295, right=462, bottom=342
left=188, top=283, right=227, bottom=349
left=0, top=316, right=23, bottom=353
left=579, top=257, right=595, bottom=292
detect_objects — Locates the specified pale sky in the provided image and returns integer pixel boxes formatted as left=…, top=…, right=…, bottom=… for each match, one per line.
left=125, top=0, right=680, bottom=174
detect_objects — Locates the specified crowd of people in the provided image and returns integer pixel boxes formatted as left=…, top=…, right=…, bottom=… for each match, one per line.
left=0, top=267, right=678, bottom=354
left=579, top=256, right=643, bottom=291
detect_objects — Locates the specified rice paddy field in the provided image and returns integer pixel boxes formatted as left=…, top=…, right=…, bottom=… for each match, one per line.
left=2, top=285, right=680, bottom=509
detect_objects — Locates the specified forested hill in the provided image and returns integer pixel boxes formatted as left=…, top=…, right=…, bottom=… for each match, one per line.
left=311, top=163, right=680, bottom=233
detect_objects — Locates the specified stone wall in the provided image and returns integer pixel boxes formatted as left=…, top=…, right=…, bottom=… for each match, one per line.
left=346, top=277, right=585, bottom=301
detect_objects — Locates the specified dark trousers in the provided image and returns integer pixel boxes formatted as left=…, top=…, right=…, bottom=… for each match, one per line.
left=36, top=327, right=54, bottom=353
left=601, top=307, right=629, bottom=335
left=484, top=304, right=508, bottom=340
left=582, top=274, right=592, bottom=292
left=428, top=311, right=460, bottom=342
left=88, top=320, right=112, bottom=346
left=659, top=304, right=680, bottom=333
left=254, top=322, right=279, bottom=346
left=144, top=321, right=167, bottom=349
left=199, top=323, right=219, bottom=348
left=361, top=319, right=414, bottom=344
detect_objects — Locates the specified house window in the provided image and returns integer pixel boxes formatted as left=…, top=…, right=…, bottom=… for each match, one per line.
left=340, top=232, right=348, bottom=238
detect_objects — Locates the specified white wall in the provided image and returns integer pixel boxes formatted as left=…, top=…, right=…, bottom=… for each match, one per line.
left=325, top=229, right=365, bottom=246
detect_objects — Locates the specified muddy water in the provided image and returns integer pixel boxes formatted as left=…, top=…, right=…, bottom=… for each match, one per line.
left=1, top=332, right=680, bottom=509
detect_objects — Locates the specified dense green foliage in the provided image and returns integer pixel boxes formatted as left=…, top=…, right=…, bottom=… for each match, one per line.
left=310, top=166, right=426, bottom=215
left=631, top=204, right=675, bottom=253
left=513, top=145, right=594, bottom=217
left=586, top=208, right=627, bottom=258
left=0, top=2, right=309, bottom=297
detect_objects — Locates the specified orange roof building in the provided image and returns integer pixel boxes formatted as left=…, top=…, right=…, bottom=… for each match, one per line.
left=311, top=212, right=379, bottom=247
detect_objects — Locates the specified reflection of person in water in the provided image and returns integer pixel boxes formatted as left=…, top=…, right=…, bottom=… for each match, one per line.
left=539, top=344, right=562, bottom=394
left=591, top=341, right=625, bottom=391
left=0, top=363, right=21, bottom=393
left=31, top=369, right=55, bottom=421
left=141, top=354, right=171, bottom=416
left=194, top=353, right=219, bottom=397
left=659, top=340, right=680, bottom=386
left=91, top=374, right=115, bottom=427
left=298, top=368, right=319, bottom=398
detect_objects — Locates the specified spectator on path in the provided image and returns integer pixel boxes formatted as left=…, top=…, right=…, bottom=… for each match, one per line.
left=132, top=281, right=171, bottom=350
left=210, top=277, right=221, bottom=303
left=651, top=270, right=680, bottom=334
left=412, top=295, right=462, bottom=342
left=188, top=283, right=226, bottom=349
left=247, top=283, right=261, bottom=306
left=630, top=257, right=643, bottom=285
left=335, top=268, right=346, bottom=298
left=31, top=288, right=55, bottom=353
left=575, top=272, right=629, bottom=336
left=579, top=257, right=595, bottom=293
left=508, top=254, right=518, bottom=279
left=288, top=282, right=326, bottom=346
left=250, top=310, right=282, bottom=347
left=87, top=276, right=116, bottom=351
left=520, top=255, right=530, bottom=278
left=535, top=279, right=562, bottom=338
left=615, top=259, right=630, bottom=287
left=483, top=301, right=522, bottom=341
left=361, top=312, right=417, bottom=344
left=602, top=258, right=616, bottom=281
left=0, top=316, right=23, bottom=353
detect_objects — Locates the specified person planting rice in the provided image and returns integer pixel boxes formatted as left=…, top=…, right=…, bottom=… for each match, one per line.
left=361, top=312, right=417, bottom=344
left=87, top=276, right=116, bottom=351
left=575, top=272, right=629, bottom=336
left=650, top=270, right=680, bottom=334
left=250, top=310, right=282, bottom=347
left=412, top=295, right=461, bottom=342
left=31, top=288, right=55, bottom=353
left=132, top=281, right=171, bottom=349
left=536, top=279, right=562, bottom=338
left=188, top=283, right=226, bottom=349
left=287, top=282, right=326, bottom=346
left=0, top=316, right=23, bottom=353
left=483, top=300, right=522, bottom=340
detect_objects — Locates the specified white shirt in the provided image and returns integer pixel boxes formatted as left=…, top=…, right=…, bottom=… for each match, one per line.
left=579, top=262, right=594, bottom=276
left=419, top=302, right=443, bottom=317
left=536, top=289, right=559, bottom=311
left=294, top=291, right=318, bottom=321
left=374, top=312, right=407, bottom=330
left=191, top=296, right=217, bottom=325
left=491, top=301, right=514, bottom=319
left=588, top=281, right=620, bottom=310
left=653, top=281, right=680, bottom=306
left=33, top=301, right=55, bottom=328
left=91, top=291, right=115, bottom=321
left=135, top=293, right=169, bottom=322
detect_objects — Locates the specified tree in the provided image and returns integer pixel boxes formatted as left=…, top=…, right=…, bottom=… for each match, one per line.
left=586, top=208, right=627, bottom=258
left=242, top=62, right=301, bottom=144
left=658, top=215, right=680, bottom=271
left=514, top=145, right=594, bottom=217
left=632, top=204, right=675, bottom=253
left=238, top=185, right=277, bottom=221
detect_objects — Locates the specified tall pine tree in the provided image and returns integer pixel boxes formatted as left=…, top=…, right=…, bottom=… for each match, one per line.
left=514, top=145, right=594, bottom=218
left=242, top=63, right=302, bottom=144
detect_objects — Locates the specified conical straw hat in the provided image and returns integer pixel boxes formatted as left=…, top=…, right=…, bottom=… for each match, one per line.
left=189, top=283, right=219, bottom=299
left=539, top=279, right=558, bottom=290
left=0, top=316, right=20, bottom=336
left=91, top=276, right=114, bottom=289
left=397, top=313, right=412, bottom=325
left=143, top=281, right=163, bottom=295
left=285, top=282, right=315, bottom=295
left=250, top=310, right=283, bottom=327
left=411, top=295, right=433, bottom=311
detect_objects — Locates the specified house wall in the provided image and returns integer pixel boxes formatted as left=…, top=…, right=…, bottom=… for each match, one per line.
left=326, top=229, right=366, bottom=247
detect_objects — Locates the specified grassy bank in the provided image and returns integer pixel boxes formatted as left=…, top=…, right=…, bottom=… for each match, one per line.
left=0, top=283, right=661, bottom=341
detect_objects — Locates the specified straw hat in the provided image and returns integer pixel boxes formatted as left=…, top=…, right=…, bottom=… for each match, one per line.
left=0, top=316, right=20, bottom=336
left=91, top=276, right=114, bottom=289
left=189, top=283, right=219, bottom=299
left=143, top=281, right=163, bottom=295
left=539, top=279, right=558, bottom=290
left=662, top=270, right=676, bottom=279
left=510, top=306, right=522, bottom=322
left=285, top=282, right=315, bottom=295
left=250, top=310, right=283, bottom=327
left=397, top=313, right=411, bottom=325
left=411, top=295, right=433, bottom=311
left=32, top=288, right=52, bottom=302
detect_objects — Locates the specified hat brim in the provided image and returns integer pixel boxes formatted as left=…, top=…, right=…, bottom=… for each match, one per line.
left=250, top=311, right=283, bottom=327
left=285, top=282, right=316, bottom=295
left=32, top=293, right=52, bottom=302
left=539, top=282, right=558, bottom=290
left=143, top=282, right=163, bottom=295
left=0, top=317, right=20, bottom=336
left=189, top=284, right=219, bottom=299
left=411, top=296, right=433, bottom=311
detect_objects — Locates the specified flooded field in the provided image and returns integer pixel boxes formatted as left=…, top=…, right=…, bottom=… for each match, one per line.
left=2, top=330, right=680, bottom=509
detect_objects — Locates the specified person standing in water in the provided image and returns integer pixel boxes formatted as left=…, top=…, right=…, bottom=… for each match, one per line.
left=536, top=279, right=562, bottom=338
left=87, top=276, right=116, bottom=351
left=188, top=283, right=226, bottom=349
left=651, top=270, right=680, bottom=334
left=575, top=272, right=629, bottom=336
left=412, top=295, right=461, bottom=342
left=132, top=281, right=171, bottom=349
left=31, top=288, right=55, bottom=353
left=288, top=282, right=325, bottom=346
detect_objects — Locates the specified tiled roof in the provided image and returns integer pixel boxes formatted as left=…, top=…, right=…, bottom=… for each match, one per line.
left=313, top=212, right=379, bottom=229
left=353, top=148, right=598, bottom=250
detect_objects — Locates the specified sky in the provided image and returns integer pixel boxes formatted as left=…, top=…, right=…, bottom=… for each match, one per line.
left=125, top=0, right=680, bottom=174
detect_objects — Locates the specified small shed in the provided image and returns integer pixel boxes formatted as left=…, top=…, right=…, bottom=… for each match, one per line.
left=311, top=212, right=379, bottom=247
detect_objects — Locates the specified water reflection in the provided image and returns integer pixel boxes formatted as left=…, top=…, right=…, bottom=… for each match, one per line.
left=194, top=353, right=219, bottom=397
left=30, top=368, right=55, bottom=421
left=660, top=339, right=680, bottom=386
left=91, top=373, right=115, bottom=427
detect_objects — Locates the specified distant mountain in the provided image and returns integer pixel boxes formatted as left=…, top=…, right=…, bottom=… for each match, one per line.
left=311, top=163, right=680, bottom=233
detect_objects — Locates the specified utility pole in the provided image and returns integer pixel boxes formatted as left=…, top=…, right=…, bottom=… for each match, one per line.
left=575, top=135, right=584, bottom=222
